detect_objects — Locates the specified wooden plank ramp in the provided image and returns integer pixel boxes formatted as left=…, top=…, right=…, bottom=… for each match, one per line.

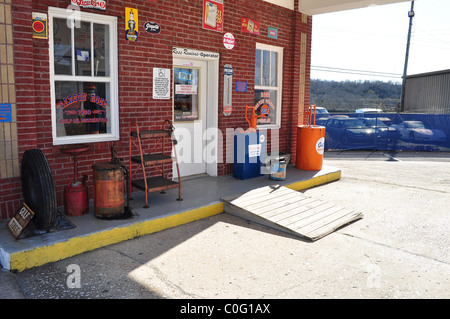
left=221, top=185, right=363, bottom=241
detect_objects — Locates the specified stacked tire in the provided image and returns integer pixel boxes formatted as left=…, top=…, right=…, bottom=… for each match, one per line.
left=21, top=149, right=57, bottom=230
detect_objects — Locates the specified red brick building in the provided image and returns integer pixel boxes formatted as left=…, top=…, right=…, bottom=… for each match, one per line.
left=0, top=0, right=314, bottom=221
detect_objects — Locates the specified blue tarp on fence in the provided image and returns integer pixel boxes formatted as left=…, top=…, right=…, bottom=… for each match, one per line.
left=317, top=113, right=450, bottom=152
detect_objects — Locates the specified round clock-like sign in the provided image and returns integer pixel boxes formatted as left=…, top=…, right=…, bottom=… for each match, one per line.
left=32, top=20, right=45, bottom=33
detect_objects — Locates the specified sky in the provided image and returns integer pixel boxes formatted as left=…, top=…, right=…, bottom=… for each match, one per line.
left=310, top=0, right=450, bottom=83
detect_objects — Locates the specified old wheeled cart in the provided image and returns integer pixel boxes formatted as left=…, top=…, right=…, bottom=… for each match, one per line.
left=128, top=119, right=182, bottom=208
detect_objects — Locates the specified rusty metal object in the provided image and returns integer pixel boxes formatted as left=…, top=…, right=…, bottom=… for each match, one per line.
left=92, top=162, right=124, bottom=219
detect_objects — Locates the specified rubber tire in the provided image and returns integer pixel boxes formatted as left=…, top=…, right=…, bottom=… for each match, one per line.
left=21, top=149, right=57, bottom=230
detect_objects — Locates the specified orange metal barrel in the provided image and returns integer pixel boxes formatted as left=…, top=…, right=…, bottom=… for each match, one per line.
left=92, top=162, right=124, bottom=218
left=296, top=125, right=325, bottom=171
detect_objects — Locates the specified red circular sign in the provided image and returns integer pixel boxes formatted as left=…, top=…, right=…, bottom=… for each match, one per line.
left=223, top=32, right=235, bottom=50
left=32, top=20, right=45, bottom=33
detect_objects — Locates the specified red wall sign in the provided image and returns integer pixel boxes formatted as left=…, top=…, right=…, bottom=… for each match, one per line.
left=223, top=32, right=235, bottom=50
left=203, top=0, right=224, bottom=32
left=241, top=18, right=260, bottom=35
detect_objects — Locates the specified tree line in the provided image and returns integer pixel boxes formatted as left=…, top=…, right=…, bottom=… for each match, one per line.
left=310, top=79, right=402, bottom=113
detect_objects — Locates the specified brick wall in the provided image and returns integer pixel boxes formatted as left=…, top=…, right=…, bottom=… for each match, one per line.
left=0, top=0, right=312, bottom=221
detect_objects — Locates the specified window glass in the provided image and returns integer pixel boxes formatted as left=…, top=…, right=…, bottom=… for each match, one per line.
left=94, top=24, right=110, bottom=77
left=270, top=51, right=277, bottom=87
left=262, top=50, right=270, bottom=86
left=173, top=67, right=200, bottom=121
left=255, top=49, right=261, bottom=86
left=53, top=18, right=72, bottom=75
left=75, top=21, right=92, bottom=76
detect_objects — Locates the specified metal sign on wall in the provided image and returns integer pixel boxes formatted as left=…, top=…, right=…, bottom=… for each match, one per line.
left=203, top=0, right=224, bottom=32
left=223, top=64, right=233, bottom=116
left=70, top=0, right=106, bottom=11
left=0, top=103, right=12, bottom=123
left=153, top=68, right=170, bottom=100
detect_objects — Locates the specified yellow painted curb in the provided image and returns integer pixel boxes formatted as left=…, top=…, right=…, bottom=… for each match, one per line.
left=10, top=203, right=224, bottom=272
left=285, top=170, right=341, bottom=191
left=9, top=169, right=341, bottom=272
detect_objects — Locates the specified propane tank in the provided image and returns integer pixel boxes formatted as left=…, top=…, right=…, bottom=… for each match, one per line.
left=64, top=175, right=89, bottom=216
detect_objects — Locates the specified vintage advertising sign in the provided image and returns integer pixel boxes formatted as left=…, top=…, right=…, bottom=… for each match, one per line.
left=153, top=68, right=170, bottom=99
left=223, top=32, right=235, bottom=50
left=71, top=0, right=106, bottom=11
left=0, top=103, right=12, bottom=123
left=235, top=81, right=247, bottom=92
left=8, top=203, right=35, bottom=239
left=268, top=27, right=278, bottom=39
left=223, top=64, right=233, bottom=116
left=32, top=12, right=48, bottom=39
left=125, top=7, right=138, bottom=41
left=241, top=18, right=260, bottom=35
left=144, top=21, right=161, bottom=34
left=203, top=0, right=223, bottom=33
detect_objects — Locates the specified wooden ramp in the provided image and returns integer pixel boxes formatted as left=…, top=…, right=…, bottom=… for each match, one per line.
left=221, top=185, right=363, bottom=241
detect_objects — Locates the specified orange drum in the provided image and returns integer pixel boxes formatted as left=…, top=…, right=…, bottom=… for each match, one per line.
left=92, top=162, right=125, bottom=219
left=296, top=125, right=325, bottom=171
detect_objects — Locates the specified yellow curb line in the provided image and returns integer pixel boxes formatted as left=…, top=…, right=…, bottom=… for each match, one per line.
left=9, top=170, right=341, bottom=272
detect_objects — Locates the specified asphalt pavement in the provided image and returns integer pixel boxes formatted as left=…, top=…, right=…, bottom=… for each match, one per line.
left=1, top=151, right=449, bottom=302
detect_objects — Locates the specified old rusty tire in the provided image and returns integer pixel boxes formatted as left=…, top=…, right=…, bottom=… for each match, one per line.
left=21, top=149, right=57, bottom=230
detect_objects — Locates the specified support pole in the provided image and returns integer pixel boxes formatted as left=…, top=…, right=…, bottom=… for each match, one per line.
left=400, top=1, right=415, bottom=112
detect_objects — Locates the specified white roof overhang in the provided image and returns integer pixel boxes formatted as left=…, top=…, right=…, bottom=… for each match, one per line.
left=263, top=0, right=411, bottom=15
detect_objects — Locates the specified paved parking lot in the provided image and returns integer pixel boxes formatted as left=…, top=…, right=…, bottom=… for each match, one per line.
left=2, top=151, right=449, bottom=301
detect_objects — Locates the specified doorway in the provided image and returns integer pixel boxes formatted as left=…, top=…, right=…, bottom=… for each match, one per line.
left=172, top=53, right=219, bottom=179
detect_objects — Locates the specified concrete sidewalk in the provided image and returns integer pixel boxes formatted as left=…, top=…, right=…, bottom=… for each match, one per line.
left=2, top=151, right=449, bottom=299
left=0, top=165, right=340, bottom=272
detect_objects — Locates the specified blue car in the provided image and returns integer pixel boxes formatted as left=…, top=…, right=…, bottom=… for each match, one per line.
left=359, top=118, right=402, bottom=145
left=325, top=117, right=376, bottom=149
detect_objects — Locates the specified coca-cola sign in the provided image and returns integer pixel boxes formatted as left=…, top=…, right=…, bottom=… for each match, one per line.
left=71, top=0, right=106, bottom=11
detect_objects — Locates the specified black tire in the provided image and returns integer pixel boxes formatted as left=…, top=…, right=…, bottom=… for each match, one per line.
left=21, top=149, right=57, bottom=230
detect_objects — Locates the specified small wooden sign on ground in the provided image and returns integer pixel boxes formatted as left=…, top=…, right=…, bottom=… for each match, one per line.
left=8, top=203, right=35, bottom=239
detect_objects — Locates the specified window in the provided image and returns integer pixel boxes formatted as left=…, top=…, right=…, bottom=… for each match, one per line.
left=254, top=43, right=283, bottom=127
left=173, top=67, right=200, bottom=121
left=49, top=7, right=118, bottom=145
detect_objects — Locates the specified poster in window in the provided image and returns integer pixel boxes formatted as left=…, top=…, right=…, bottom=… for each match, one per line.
left=173, top=67, right=200, bottom=121
left=203, top=0, right=223, bottom=32
left=55, top=82, right=109, bottom=137
left=125, top=7, right=139, bottom=41
left=254, top=90, right=276, bottom=125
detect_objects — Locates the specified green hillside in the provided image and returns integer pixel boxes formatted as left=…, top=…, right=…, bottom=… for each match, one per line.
left=310, top=79, right=402, bottom=113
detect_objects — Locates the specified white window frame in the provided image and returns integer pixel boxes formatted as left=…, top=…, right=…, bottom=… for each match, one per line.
left=255, top=42, right=283, bottom=129
left=48, top=7, right=119, bottom=145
